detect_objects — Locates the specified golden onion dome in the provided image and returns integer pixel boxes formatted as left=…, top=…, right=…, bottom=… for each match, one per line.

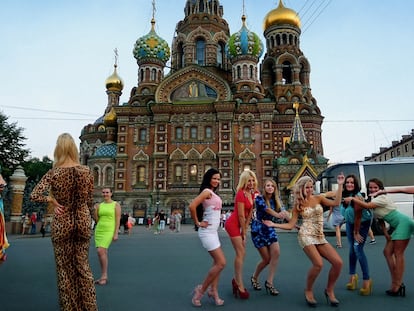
left=103, top=107, right=117, bottom=127
left=263, top=0, right=301, bottom=30
left=105, top=64, right=124, bottom=92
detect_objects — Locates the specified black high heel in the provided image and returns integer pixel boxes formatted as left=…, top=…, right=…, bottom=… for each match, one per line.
left=265, top=281, right=279, bottom=296
left=304, top=291, right=317, bottom=308
left=386, top=283, right=406, bottom=297
left=251, top=276, right=262, bottom=290
left=324, top=289, right=339, bottom=307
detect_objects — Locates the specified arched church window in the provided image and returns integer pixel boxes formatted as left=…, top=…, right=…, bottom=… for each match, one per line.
left=178, top=42, right=184, bottom=69
left=217, top=42, right=225, bottom=68
left=243, top=126, right=251, bottom=139
left=137, top=166, right=145, bottom=183
left=196, top=39, right=206, bottom=65
left=189, top=164, right=198, bottom=182
left=175, top=165, right=182, bottom=182
left=140, top=69, right=144, bottom=82
left=249, top=65, right=254, bottom=79
left=175, top=127, right=183, bottom=140
left=282, top=61, right=292, bottom=84
left=151, top=68, right=156, bottom=81
left=139, top=128, right=147, bottom=142
left=237, top=66, right=241, bottom=79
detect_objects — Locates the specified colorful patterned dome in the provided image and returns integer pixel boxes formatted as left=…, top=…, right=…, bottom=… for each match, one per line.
left=263, top=0, right=301, bottom=29
left=133, top=18, right=170, bottom=64
left=226, top=15, right=264, bottom=60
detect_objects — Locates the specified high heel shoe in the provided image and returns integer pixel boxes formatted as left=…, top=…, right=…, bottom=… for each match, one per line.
left=231, top=279, right=249, bottom=299
left=251, top=275, right=262, bottom=290
left=304, top=291, right=317, bottom=308
left=265, top=281, right=279, bottom=296
left=207, top=288, right=224, bottom=306
left=359, top=279, right=373, bottom=296
left=346, top=274, right=358, bottom=290
left=386, top=283, right=406, bottom=297
left=324, top=289, right=339, bottom=307
left=191, top=285, right=203, bottom=307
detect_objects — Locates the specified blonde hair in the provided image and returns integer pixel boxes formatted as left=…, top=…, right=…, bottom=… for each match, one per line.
left=53, top=133, right=80, bottom=167
left=236, top=169, right=258, bottom=192
left=262, top=178, right=282, bottom=212
left=293, top=176, right=313, bottom=212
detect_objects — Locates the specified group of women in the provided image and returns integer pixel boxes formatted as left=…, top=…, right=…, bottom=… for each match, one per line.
left=189, top=168, right=414, bottom=308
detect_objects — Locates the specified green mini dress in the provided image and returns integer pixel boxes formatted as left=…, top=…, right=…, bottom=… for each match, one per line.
left=95, top=201, right=116, bottom=248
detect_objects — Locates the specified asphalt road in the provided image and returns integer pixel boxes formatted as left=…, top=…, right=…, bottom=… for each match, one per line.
left=1, top=225, right=413, bottom=311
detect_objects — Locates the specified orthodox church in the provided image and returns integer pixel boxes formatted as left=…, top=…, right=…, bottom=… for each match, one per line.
left=80, top=0, right=328, bottom=220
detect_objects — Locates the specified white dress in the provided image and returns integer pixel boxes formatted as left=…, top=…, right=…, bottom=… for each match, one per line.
left=198, top=189, right=222, bottom=251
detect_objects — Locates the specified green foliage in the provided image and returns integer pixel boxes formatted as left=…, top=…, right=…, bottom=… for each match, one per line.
left=22, top=156, right=53, bottom=182
left=0, top=111, right=30, bottom=178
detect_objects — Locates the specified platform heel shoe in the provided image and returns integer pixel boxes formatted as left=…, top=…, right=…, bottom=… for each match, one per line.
left=346, top=274, right=358, bottom=290
left=386, top=283, right=406, bottom=297
left=207, top=287, right=224, bottom=306
left=232, top=278, right=249, bottom=299
left=359, top=279, right=373, bottom=296
left=191, top=285, right=203, bottom=307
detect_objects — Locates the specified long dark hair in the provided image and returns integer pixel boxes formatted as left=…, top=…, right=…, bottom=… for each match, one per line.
left=366, top=178, right=385, bottom=202
left=195, top=168, right=221, bottom=230
left=342, top=174, right=361, bottom=208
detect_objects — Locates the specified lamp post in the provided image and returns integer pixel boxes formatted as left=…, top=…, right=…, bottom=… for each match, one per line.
left=156, top=189, right=160, bottom=214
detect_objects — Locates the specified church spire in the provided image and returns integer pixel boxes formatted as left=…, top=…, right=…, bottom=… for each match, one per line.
left=289, top=102, right=307, bottom=143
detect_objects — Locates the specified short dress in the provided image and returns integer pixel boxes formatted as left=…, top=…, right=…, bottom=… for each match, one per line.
left=251, top=195, right=279, bottom=248
left=298, top=204, right=328, bottom=249
left=198, top=189, right=222, bottom=251
left=225, top=190, right=254, bottom=237
left=372, top=195, right=414, bottom=240
left=95, top=201, right=116, bottom=248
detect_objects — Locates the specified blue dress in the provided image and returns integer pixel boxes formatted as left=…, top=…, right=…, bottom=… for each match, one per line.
left=251, top=195, right=279, bottom=248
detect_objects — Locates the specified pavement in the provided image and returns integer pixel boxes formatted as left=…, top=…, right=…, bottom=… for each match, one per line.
left=1, top=225, right=414, bottom=311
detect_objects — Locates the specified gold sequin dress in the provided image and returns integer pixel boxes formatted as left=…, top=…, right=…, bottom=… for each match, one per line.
left=298, top=204, right=328, bottom=248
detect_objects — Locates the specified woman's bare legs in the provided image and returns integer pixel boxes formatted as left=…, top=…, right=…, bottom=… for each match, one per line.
left=230, top=236, right=246, bottom=291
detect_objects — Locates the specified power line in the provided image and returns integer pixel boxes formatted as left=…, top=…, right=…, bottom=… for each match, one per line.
left=0, top=105, right=97, bottom=117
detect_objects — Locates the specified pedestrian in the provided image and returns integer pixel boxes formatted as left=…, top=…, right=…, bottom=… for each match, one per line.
left=93, top=187, right=121, bottom=285
left=340, top=174, right=372, bottom=295
left=189, top=168, right=226, bottom=307
left=30, top=133, right=97, bottom=311
left=30, top=212, right=37, bottom=234
left=325, top=193, right=345, bottom=248
left=153, top=212, right=160, bottom=234
left=0, top=171, right=9, bottom=264
left=250, top=179, right=290, bottom=296
left=158, top=209, right=166, bottom=233
left=264, top=174, right=345, bottom=307
left=21, top=213, right=30, bottom=235
left=224, top=169, right=258, bottom=299
left=174, top=211, right=182, bottom=232
left=348, top=179, right=414, bottom=297
left=40, top=221, right=46, bottom=238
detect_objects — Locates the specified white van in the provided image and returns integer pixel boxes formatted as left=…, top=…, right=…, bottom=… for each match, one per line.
left=316, top=158, right=414, bottom=233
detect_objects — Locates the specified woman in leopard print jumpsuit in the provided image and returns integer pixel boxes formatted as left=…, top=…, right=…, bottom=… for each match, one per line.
left=31, top=133, right=97, bottom=311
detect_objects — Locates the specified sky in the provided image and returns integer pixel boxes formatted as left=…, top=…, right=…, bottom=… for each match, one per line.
left=1, top=0, right=413, bottom=164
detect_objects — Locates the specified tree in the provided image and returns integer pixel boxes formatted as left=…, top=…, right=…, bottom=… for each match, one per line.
left=0, top=111, right=30, bottom=178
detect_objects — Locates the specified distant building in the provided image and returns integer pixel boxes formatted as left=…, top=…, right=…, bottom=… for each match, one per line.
left=79, top=0, right=328, bottom=220
left=365, top=129, right=414, bottom=162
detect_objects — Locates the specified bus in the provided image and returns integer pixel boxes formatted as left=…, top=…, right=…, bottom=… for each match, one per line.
left=316, top=158, right=414, bottom=234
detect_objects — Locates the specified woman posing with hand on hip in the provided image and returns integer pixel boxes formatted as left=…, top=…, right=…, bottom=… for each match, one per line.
left=93, top=187, right=121, bottom=285
left=30, top=133, right=97, bottom=311
left=189, top=168, right=226, bottom=307
left=250, top=179, right=290, bottom=296
left=264, top=174, right=345, bottom=307
left=225, top=169, right=258, bottom=299
left=348, top=179, right=414, bottom=297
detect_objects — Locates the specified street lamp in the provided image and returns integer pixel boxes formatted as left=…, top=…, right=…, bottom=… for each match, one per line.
left=156, top=189, right=160, bottom=214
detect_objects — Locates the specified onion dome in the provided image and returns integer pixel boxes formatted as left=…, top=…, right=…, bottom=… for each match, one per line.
left=103, top=107, right=117, bottom=127
left=263, top=0, right=301, bottom=29
left=94, top=143, right=117, bottom=158
left=133, top=18, right=170, bottom=64
left=227, top=15, right=263, bottom=60
left=105, top=64, right=124, bottom=92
